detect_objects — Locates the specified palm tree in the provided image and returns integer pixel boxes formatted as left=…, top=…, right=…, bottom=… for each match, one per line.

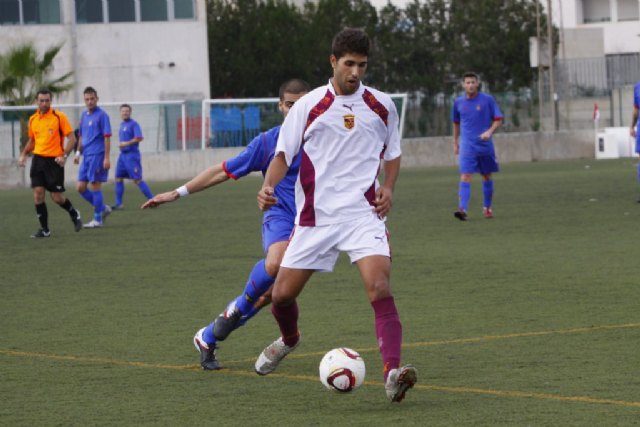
left=0, top=43, right=73, bottom=150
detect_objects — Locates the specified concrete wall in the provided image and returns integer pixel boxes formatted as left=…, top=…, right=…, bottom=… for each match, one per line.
left=0, top=130, right=597, bottom=189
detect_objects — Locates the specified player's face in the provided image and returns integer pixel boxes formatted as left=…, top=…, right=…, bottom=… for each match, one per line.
left=463, top=77, right=479, bottom=97
left=330, top=53, right=367, bottom=96
left=120, top=107, right=131, bottom=121
left=278, top=92, right=307, bottom=117
left=36, top=94, right=51, bottom=114
left=84, top=92, right=98, bottom=112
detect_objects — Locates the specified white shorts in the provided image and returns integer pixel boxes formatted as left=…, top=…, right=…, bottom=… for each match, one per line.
left=281, top=213, right=391, bottom=272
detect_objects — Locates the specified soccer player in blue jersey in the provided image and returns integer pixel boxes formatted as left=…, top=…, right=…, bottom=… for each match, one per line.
left=75, top=86, right=113, bottom=228
left=630, top=81, right=640, bottom=202
left=142, top=79, right=310, bottom=370
left=452, top=72, right=503, bottom=220
left=112, top=104, right=153, bottom=209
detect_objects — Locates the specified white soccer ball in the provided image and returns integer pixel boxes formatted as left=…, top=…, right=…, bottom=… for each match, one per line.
left=319, top=347, right=366, bottom=393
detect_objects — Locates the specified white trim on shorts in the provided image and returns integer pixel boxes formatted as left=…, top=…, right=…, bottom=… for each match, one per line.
left=281, top=212, right=390, bottom=272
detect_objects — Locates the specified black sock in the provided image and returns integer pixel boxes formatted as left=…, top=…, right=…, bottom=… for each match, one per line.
left=35, top=203, right=48, bottom=231
left=60, top=198, right=78, bottom=219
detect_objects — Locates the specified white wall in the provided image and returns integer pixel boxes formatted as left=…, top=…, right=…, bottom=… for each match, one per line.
left=0, top=1, right=210, bottom=105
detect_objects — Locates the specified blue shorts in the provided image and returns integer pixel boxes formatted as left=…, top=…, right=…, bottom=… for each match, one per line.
left=78, top=154, right=109, bottom=183
left=262, top=216, right=294, bottom=254
left=115, top=152, right=143, bottom=180
left=459, top=153, right=499, bottom=175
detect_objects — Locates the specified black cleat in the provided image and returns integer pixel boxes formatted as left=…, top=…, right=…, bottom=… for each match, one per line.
left=454, top=209, right=467, bottom=221
left=31, top=229, right=51, bottom=238
left=71, top=209, right=82, bottom=232
left=193, top=327, right=220, bottom=370
left=213, top=307, right=243, bottom=341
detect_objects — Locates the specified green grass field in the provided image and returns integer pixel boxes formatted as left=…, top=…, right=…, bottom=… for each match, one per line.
left=2, top=158, right=640, bottom=426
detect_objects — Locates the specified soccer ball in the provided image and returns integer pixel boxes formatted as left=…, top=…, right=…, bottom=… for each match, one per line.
left=319, top=347, right=366, bottom=392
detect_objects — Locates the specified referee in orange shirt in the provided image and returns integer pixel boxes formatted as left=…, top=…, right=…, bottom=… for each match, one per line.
left=19, top=89, right=82, bottom=238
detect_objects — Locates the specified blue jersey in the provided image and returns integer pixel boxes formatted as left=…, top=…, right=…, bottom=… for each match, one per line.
left=223, top=125, right=298, bottom=221
left=634, top=82, right=640, bottom=148
left=452, top=92, right=503, bottom=155
left=119, top=118, right=143, bottom=153
left=79, top=106, right=112, bottom=156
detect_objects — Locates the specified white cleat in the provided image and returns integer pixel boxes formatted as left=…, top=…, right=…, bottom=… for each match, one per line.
left=83, top=219, right=103, bottom=228
left=385, top=364, right=418, bottom=402
left=255, top=335, right=300, bottom=375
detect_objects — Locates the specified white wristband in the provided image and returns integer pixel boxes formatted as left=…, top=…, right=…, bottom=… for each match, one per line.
left=176, top=185, right=189, bottom=198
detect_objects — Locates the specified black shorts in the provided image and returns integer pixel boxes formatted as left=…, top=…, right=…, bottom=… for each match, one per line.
left=30, top=154, right=66, bottom=192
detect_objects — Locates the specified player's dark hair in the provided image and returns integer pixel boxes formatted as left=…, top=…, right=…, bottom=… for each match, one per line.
left=279, top=79, right=311, bottom=100
left=83, top=86, right=98, bottom=96
left=332, top=28, right=370, bottom=59
left=462, top=71, right=479, bottom=81
left=36, top=88, right=52, bottom=99
left=120, top=103, right=132, bottom=111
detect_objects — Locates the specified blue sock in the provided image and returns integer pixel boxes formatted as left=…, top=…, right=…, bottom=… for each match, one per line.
left=235, top=259, right=276, bottom=315
left=202, top=322, right=217, bottom=346
left=92, top=190, right=104, bottom=221
left=80, top=189, right=94, bottom=205
left=483, top=180, right=494, bottom=208
left=115, top=181, right=125, bottom=206
left=459, top=182, right=471, bottom=211
left=137, top=180, right=153, bottom=200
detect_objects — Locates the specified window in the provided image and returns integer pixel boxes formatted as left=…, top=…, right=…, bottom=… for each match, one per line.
left=76, top=0, right=104, bottom=23
left=173, top=0, right=194, bottom=19
left=618, top=0, right=639, bottom=21
left=0, top=0, right=20, bottom=25
left=0, top=0, right=60, bottom=25
left=74, top=0, right=195, bottom=24
left=582, top=0, right=611, bottom=23
left=109, top=0, right=135, bottom=22
left=141, top=0, right=167, bottom=21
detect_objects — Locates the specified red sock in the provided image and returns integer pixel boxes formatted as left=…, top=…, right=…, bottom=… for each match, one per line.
left=371, top=296, right=402, bottom=381
left=271, top=301, right=300, bottom=347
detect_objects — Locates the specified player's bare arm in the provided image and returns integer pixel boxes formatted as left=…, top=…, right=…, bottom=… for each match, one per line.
left=142, top=162, right=229, bottom=209
left=480, top=119, right=502, bottom=141
left=74, top=137, right=83, bottom=164
left=103, top=136, right=111, bottom=170
left=120, top=136, right=143, bottom=148
left=453, top=123, right=460, bottom=155
left=631, top=107, right=638, bottom=138
left=375, top=157, right=401, bottom=218
left=258, top=152, right=288, bottom=211
left=18, top=139, right=35, bottom=167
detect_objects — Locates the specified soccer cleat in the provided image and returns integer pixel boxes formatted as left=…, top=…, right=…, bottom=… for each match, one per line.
left=193, top=327, right=220, bottom=370
left=483, top=207, right=494, bottom=219
left=31, top=229, right=51, bottom=238
left=111, top=204, right=124, bottom=210
left=454, top=209, right=468, bottom=221
left=255, top=335, right=300, bottom=376
left=83, top=219, right=103, bottom=228
left=101, top=205, right=112, bottom=222
left=213, top=303, right=243, bottom=341
left=385, top=364, right=418, bottom=402
left=71, top=209, right=82, bottom=232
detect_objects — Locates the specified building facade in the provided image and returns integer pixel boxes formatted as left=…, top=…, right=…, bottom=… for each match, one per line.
left=0, top=0, right=210, bottom=104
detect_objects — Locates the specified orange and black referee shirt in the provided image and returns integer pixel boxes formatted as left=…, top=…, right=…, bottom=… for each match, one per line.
left=28, top=108, right=73, bottom=158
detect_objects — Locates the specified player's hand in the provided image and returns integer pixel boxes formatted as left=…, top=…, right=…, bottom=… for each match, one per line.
left=374, top=186, right=393, bottom=218
left=54, top=156, right=66, bottom=167
left=453, top=141, right=460, bottom=155
left=141, top=191, right=179, bottom=209
left=18, top=155, right=27, bottom=168
left=258, top=186, right=277, bottom=211
left=631, top=127, right=637, bottom=138
left=73, top=156, right=80, bottom=164
left=480, top=130, right=492, bottom=141
left=103, top=158, right=111, bottom=171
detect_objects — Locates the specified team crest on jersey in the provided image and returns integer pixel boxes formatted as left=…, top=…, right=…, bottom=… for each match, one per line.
left=343, top=114, right=355, bottom=130
left=476, top=105, right=481, bottom=111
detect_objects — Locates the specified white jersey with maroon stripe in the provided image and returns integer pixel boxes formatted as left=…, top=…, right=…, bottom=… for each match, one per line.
left=276, top=81, right=401, bottom=226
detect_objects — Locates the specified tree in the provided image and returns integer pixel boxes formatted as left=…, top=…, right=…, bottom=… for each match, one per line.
left=0, top=42, right=73, bottom=150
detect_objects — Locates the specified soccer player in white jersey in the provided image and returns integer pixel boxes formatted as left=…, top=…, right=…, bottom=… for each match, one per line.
left=255, top=28, right=417, bottom=402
